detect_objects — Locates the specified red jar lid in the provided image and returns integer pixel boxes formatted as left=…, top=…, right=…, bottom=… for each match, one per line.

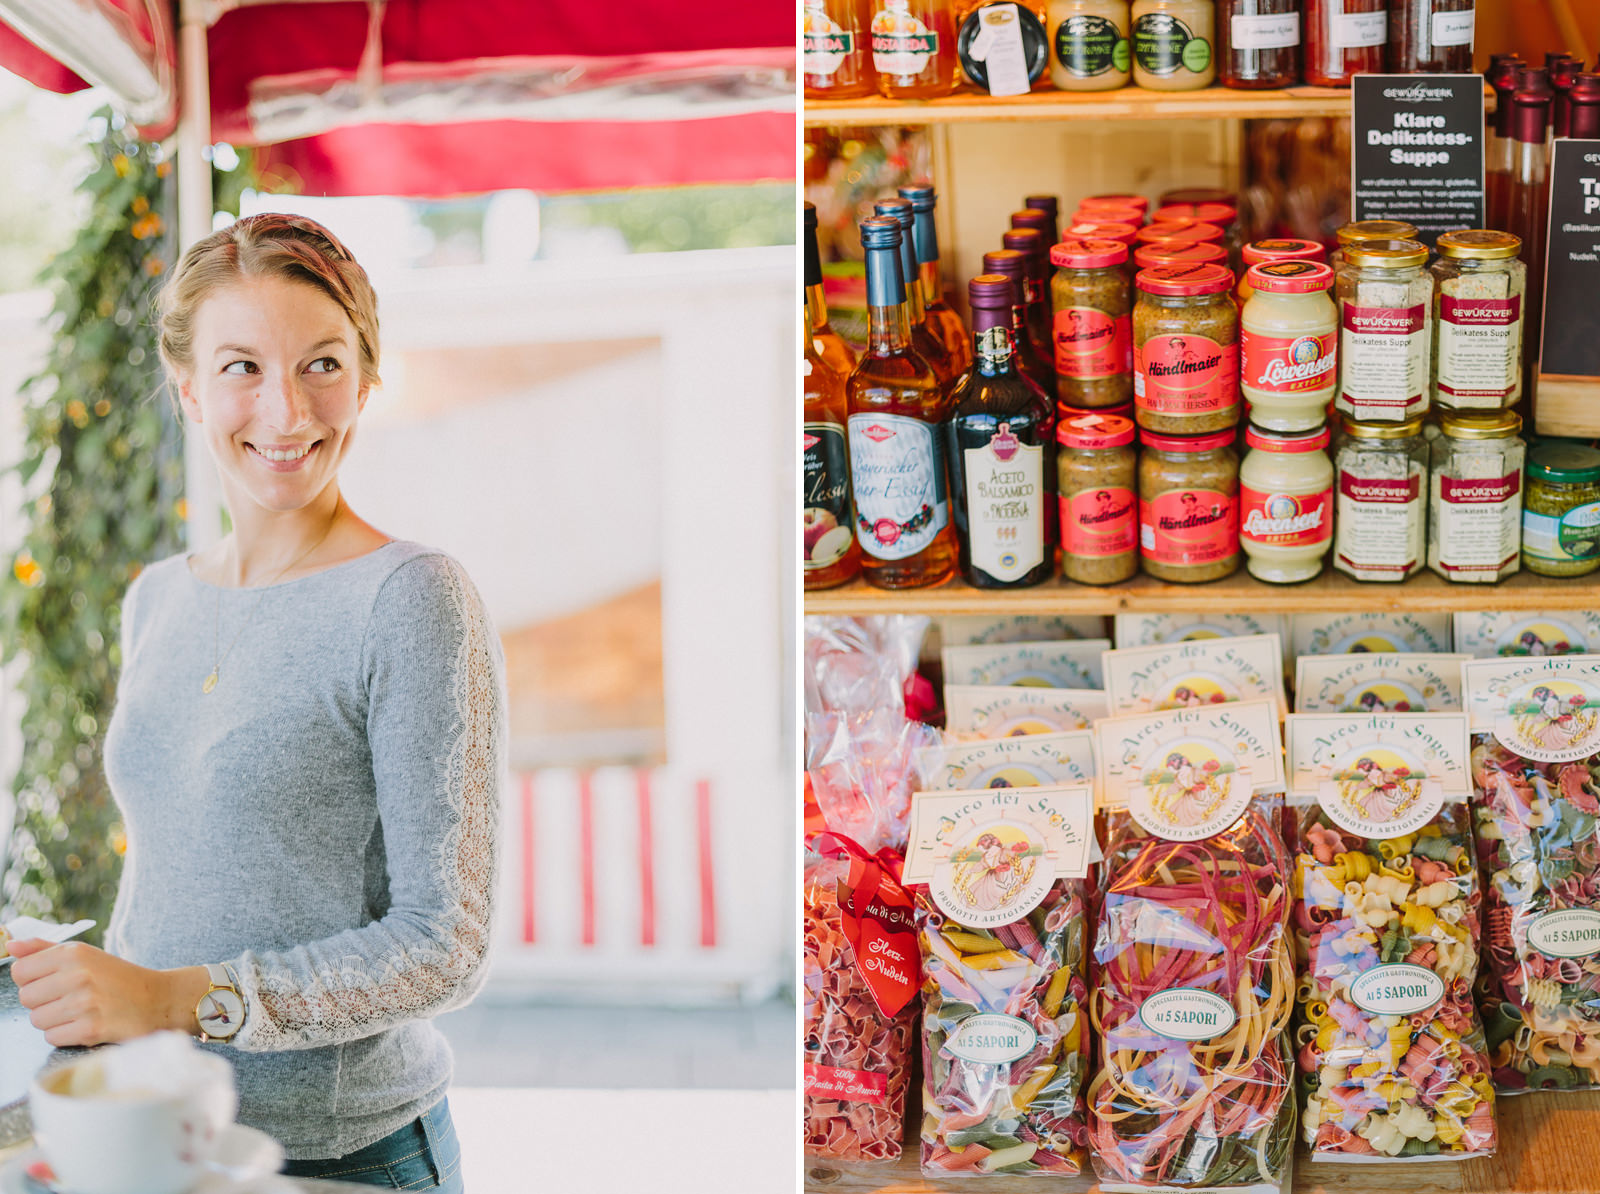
left=1058, top=411, right=1136, bottom=448
left=1135, top=221, right=1226, bottom=247
left=1242, top=238, right=1327, bottom=266
left=1081, top=193, right=1149, bottom=212
left=1141, top=428, right=1238, bottom=453
left=1051, top=237, right=1130, bottom=269
left=1159, top=187, right=1238, bottom=208
left=1136, top=262, right=1234, bottom=296
left=1245, top=424, right=1331, bottom=452
left=1065, top=220, right=1140, bottom=245
left=1134, top=242, right=1228, bottom=270
left=1245, top=260, right=1335, bottom=294
left=1075, top=206, right=1145, bottom=226
left=1153, top=202, right=1239, bottom=226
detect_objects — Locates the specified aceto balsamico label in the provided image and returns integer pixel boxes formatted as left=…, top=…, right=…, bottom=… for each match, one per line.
left=1055, top=307, right=1132, bottom=379
left=1138, top=988, right=1238, bottom=1041
left=1241, top=328, right=1336, bottom=395
left=1350, top=965, right=1446, bottom=1016
left=1063, top=486, right=1137, bottom=557
left=1339, top=303, right=1429, bottom=416
left=965, top=426, right=1045, bottom=582
left=1135, top=335, right=1238, bottom=415
left=1055, top=14, right=1130, bottom=77
left=804, top=1063, right=887, bottom=1105
left=1438, top=295, right=1520, bottom=404
left=803, top=422, right=854, bottom=571
left=1139, top=488, right=1238, bottom=566
left=1239, top=485, right=1333, bottom=548
left=847, top=413, right=949, bottom=562
left=1527, top=908, right=1600, bottom=958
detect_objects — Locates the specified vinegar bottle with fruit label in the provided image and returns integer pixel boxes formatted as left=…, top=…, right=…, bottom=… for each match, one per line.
left=804, top=0, right=878, bottom=99
left=872, top=0, right=961, bottom=99
left=804, top=307, right=862, bottom=589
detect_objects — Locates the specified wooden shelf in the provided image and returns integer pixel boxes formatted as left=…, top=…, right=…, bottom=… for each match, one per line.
left=804, top=83, right=1357, bottom=126
left=806, top=1090, right=1600, bottom=1193
left=804, top=567, right=1600, bottom=617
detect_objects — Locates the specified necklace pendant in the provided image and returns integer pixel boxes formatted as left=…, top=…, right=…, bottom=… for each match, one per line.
left=203, top=669, right=218, bottom=695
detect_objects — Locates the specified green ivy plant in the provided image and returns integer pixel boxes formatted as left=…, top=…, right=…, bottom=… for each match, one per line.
left=0, top=110, right=258, bottom=941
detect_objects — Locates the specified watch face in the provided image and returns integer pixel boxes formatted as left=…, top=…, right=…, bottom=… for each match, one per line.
left=199, top=987, right=244, bottom=1039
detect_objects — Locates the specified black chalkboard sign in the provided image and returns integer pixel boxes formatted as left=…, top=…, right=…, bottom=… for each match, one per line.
left=1351, top=74, right=1485, bottom=246
left=1541, top=139, right=1600, bottom=380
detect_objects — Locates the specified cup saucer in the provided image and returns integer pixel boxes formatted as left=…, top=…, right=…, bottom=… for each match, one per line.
left=0, top=1122, right=287, bottom=1194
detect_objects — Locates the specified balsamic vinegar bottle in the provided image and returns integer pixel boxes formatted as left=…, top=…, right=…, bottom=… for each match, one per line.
left=944, top=274, right=1056, bottom=589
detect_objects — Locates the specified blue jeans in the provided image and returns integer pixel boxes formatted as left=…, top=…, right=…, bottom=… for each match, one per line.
left=281, top=1099, right=463, bottom=1190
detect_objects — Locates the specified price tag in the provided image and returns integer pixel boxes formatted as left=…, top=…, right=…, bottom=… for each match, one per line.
left=1351, top=74, right=1485, bottom=246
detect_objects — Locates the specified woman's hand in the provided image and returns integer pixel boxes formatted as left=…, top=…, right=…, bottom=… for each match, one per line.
left=7, top=938, right=209, bottom=1047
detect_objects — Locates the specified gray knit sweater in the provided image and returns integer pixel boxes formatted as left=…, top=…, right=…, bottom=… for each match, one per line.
left=102, top=540, right=505, bottom=1159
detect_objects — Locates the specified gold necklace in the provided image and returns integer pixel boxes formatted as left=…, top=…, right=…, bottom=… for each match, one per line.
left=203, top=512, right=339, bottom=694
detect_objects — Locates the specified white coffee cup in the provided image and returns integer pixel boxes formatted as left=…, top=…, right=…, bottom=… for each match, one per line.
left=29, top=1035, right=238, bottom=1194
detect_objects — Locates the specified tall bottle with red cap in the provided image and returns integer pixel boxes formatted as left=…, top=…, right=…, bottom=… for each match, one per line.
left=847, top=216, right=957, bottom=588
left=945, top=275, right=1056, bottom=588
left=1508, top=69, right=1552, bottom=400
left=1485, top=55, right=1524, bottom=233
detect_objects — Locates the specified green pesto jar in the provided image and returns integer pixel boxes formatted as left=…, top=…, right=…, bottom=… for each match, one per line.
left=1522, top=440, right=1600, bottom=577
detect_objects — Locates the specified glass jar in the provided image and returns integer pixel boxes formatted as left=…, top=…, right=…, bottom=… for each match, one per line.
left=1427, top=410, right=1525, bottom=584
left=1058, top=411, right=1139, bottom=583
left=1049, top=0, right=1132, bottom=90
left=1050, top=238, right=1135, bottom=409
left=1522, top=439, right=1600, bottom=577
left=1240, top=260, right=1337, bottom=432
left=1218, top=0, right=1302, bottom=89
left=1430, top=229, right=1525, bottom=412
left=1388, top=0, right=1474, bottom=74
left=1138, top=429, right=1241, bottom=582
left=1331, top=219, right=1418, bottom=271
left=1336, top=239, right=1433, bottom=423
left=1133, top=264, right=1241, bottom=436
left=1304, top=0, right=1386, bottom=87
left=959, top=1, right=1051, bottom=94
left=1082, top=193, right=1150, bottom=216
left=1135, top=220, right=1227, bottom=249
left=805, top=0, right=879, bottom=98
left=1131, top=0, right=1216, bottom=90
left=1239, top=424, right=1334, bottom=583
left=872, top=0, right=961, bottom=98
left=1333, top=414, right=1428, bottom=582
left=1237, top=238, right=1326, bottom=304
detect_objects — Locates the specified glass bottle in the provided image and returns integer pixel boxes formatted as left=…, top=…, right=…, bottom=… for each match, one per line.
left=875, top=197, right=959, bottom=389
left=805, top=201, right=856, bottom=380
left=1551, top=54, right=1582, bottom=138
left=1508, top=81, right=1551, bottom=404
left=946, top=275, right=1057, bottom=588
left=804, top=0, right=879, bottom=99
left=1002, top=225, right=1055, bottom=367
left=899, top=183, right=972, bottom=373
left=1050, top=237, right=1134, bottom=411
left=1387, top=0, right=1473, bottom=74
left=1303, top=0, right=1385, bottom=87
left=1485, top=55, right=1524, bottom=233
left=983, top=248, right=1057, bottom=405
left=1024, top=194, right=1062, bottom=246
left=847, top=217, right=957, bottom=588
left=803, top=308, right=862, bottom=589
left=872, top=0, right=961, bottom=98
left=1217, top=0, right=1301, bottom=90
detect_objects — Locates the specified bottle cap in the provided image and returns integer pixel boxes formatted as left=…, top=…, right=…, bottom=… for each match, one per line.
left=982, top=248, right=1028, bottom=288
left=1337, top=220, right=1420, bottom=245
left=1440, top=410, right=1523, bottom=440
left=1024, top=194, right=1059, bottom=217
left=1051, top=237, right=1130, bottom=269
left=1135, top=263, right=1234, bottom=296
left=1528, top=439, right=1600, bottom=483
left=1135, top=221, right=1226, bottom=247
left=859, top=216, right=902, bottom=251
left=898, top=181, right=936, bottom=212
left=1152, top=202, right=1238, bottom=227
left=1343, top=239, right=1430, bottom=269
left=874, top=196, right=914, bottom=228
left=1074, top=206, right=1146, bottom=226
left=1340, top=413, right=1424, bottom=440
left=968, top=274, right=1017, bottom=309
left=1243, top=238, right=1327, bottom=266
left=1135, top=242, right=1228, bottom=270
left=1057, top=411, right=1136, bottom=449
left=1141, top=428, right=1238, bottom=453
left=1065, top=220, right=1140, bottom=245
left=1010, top=209, right=1054, bottom=236
left=1158, top=187, right=1237, bottom=208
left=1082, top=193, right=1150, bottom=212
left=1436, top=230, right=1522, bottom=260
left=1002, top=227, right=1046, bottom=260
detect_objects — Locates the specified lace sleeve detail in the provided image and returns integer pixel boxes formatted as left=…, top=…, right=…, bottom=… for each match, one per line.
left=226, top=554, right=505, bottom=1051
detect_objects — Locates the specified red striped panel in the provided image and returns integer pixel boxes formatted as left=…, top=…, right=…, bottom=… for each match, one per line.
left=696, top=777, right=717, bottom=948
left=578, top=771, right=597, bottom=947
left=636, top=771, right=657, bottom=947
left=520, top=773, right=536, bottom=944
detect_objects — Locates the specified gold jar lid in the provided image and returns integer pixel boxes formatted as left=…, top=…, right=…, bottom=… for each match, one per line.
left=1343, top=238, right=1430, bottom=268
left=1440, top=410, right=1523, bottom=439
left=1341, top=414, right=1424, bottom=440
left=1436, top=229, right=1522, bottom=260
left=1337, top=219, right=1420, bottom=245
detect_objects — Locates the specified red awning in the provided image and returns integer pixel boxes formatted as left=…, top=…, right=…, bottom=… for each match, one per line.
left=0, top=0, right=795, bottom=195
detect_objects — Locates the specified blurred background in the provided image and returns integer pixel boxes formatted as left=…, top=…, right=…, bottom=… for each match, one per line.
left=0, top=3, right=795, bottom=1190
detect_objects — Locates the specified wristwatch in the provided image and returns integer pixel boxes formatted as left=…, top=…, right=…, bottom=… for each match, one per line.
left=195, top=963, right=245, bottom=1043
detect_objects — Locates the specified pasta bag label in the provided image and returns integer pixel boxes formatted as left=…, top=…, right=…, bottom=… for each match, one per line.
left=1291, top=611, right=1451, bottom=656
left=1284, top=713, right=1469, bottom=838
left=1100, top=632, right=1286, bottom=717
left=1293, top=652, right=1469, bottom=714
left=1526, top=908, right=1600, bottom=959
left=1112, top=612, right=1287, bottom=648
left=944, top=1012, right=1037, bottom=1064
left=1463, top=655, right=1600, bottom=764
left=836, top=853, right=919, bottom=1017
left=1349, top=963, right=1446, bottom=1016
left=804, top=1063, right=888, bottom=1105
left=916, top=730, right=1097, bottom=791
left=942, top=638, right=1110, bottom=688
left=1138, top=987, right=1238, bottom=1041
left=943, top=684, right=1109, bottom=737
left=903, top=785, right=1095, bottom=927
left=1094, top=699, right=1284, bottom=841
left=1453, top=611, right=1600, bottom=659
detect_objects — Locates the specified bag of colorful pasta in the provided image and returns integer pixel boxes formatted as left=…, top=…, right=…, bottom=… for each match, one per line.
left=901, top=784, right=1097, bottom=1176
left=1464, top=655, right=1600, bottom=1093
left=1088, top=700, right=1296, bottom=1193
left=803, top=832, right=919, bottom=1162
left=1284, top=713, right=1496, bottom=1159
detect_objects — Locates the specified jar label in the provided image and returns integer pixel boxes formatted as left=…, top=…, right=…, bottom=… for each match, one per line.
left=1350, top=964, right=1447, bottom=1016
left=1332, top=11, right=1386, bottom=48
left=1139, top=988, right=1238, bottom=1041
left=1523, top=501, right=1600, bottom=564
left=1527, top=909, right=1600, bottom=959
left=1055, top=14, right=1129, bottom=78
left=1240, top=484, right=1333, bottom=547
left=1135, top=335, right=1238, bottom=415
left=872, top=8, right=939, bottom=76
left=1432, top=470, right=1520, bottom=578
left=1230, top=13, right=1300, bottom=49
left=1432, top=10, right=1475, bottom=46
left=1336, top=472, right=1424, bottom=577
left=848, top=413, right=950, bottom=561
left=1241, top=327, right=1336, bottom=394
left=1338, top=302, right=1428, bottom=418
left=1139, top=488, right=1238, bottom=565
left=804, top=421, right=855, bottom=571
left=1054, top=307, right=1132, bottom=378
left=1063, top=486, right=1137, bottom=557
left=803, top=5, right=855, bottom=78
left=1132, top=13, right=1210, bottom=78
left=964, top=427, right=1046, bottom=582
left=1438, top=294, right=1521, bottom=405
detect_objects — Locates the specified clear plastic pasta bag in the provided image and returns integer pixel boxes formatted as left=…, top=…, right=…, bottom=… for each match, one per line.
left=1088, top=801, right=1296, bottom=1192
left=1465, top=655, right=1600, bottom=1093
left=803, top=836, right=918, bottom=1162
left=1289, top=803, right=1496, bottom=1158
